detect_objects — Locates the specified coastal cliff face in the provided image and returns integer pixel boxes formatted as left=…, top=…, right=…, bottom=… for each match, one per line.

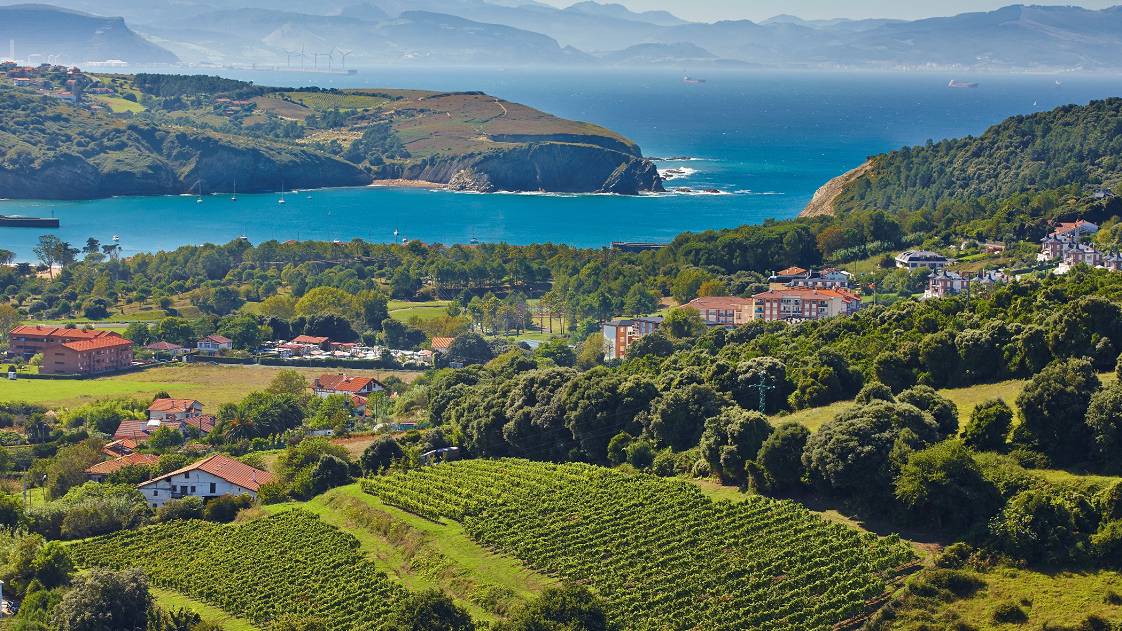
left=384, top=141, right=663, bottom=194
left=800, top=161, right=872, bottom=217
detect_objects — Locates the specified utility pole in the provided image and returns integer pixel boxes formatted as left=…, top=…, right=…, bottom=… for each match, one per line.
left=755, top=374, right=774, bottom=414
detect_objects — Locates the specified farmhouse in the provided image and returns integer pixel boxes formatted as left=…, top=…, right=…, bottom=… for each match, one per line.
left=113, top=419, right=185, bottom=442
left=85, top=452, right=159, bottom=482
left=148, top=398, right=203, bottom=422
left=312, top=374, right=385, bottom=398
left=430, top=337, right=455, bottom=354
left=137, top=454, right=275, bottom=509
left=197, top=334, right=233, bottom=354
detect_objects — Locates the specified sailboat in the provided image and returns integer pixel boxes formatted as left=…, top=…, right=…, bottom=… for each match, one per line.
left=195, top=180, right=204, bottom=203
left=278, top=180, right=287, bottom=205
left=231, top=177, right=237, bottom=202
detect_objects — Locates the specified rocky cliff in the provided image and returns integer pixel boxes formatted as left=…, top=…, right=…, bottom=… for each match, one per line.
left=800, top=161, right=871, bottom=217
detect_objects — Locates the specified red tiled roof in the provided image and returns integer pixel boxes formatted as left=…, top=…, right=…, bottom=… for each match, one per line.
left=687, top=296, right=754, bottom=310
left=102, top=438, right=140, bottom=456
left=430, top=337, right=455, bottom=352
left=184, top=415, right=216, bottom=434
left=201, top=334, right=232, bottom=344
left=146, top=341, right=186, bottom=351
left=113, top=419, right=184, bottom=441
left=9, top=325, right=119, bottom=340
left=60, top=336, right=133, bottom=352
left=86, top=453, right=159, bottom=476
left=315, top=374, right=383, bottom=393
left=752, top=288, right=846, bottom=300
left=148, top=398, right=200, bottom=414
left=292, top=335, right=330, bottom=345
left=141, top=454, right=275, bottom=492
left=776, top=266, right=809, bottom=277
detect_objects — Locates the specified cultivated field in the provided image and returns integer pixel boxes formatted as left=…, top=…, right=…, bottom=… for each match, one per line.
left=0, top=363, right=421, bottom=410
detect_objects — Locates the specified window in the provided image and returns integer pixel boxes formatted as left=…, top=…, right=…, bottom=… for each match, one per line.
left=152, top=490, right=158, bottom=497
left=184, top=472, right=190, bottom=479
left=190, top=486, right=196, bottom=493
left=209, top=482, right=216, bottom=494
left=179, top=485, right=187, bottom=494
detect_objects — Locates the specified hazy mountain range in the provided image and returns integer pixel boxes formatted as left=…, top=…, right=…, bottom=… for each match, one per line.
left=5, top=2, right=1122, bottom=71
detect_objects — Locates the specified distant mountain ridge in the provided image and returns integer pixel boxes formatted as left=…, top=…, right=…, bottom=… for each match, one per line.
left=8, top=1, right=1122, bottom=70
left=0, top=4, right=177, bottom=64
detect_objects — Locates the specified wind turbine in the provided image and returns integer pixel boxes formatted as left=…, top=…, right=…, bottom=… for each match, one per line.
left=337, top=49, right=352, bottom=69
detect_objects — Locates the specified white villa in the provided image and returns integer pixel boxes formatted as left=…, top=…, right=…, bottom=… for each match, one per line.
left=137, top=454, right=274, bottom=509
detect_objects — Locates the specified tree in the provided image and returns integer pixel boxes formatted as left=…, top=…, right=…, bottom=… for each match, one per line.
left=384, top=589, right=474, bottom=631
left=757, top=421, right=810, bottom=493
left=382, top=318, right=424, bottom=350
left=218, top=314, right=267, bottom=350
left=644, top=384, right=729, bottom=451
left=500, top=584, right=614, bottom=631
left=855, top=382, right=895, bottom=405
left=803, top=402, right=941, bottom=497
left=295, top=287, right=357, bottom=320
left=622, top=285, right=660, bottom=316
left=446, top=332, right=493, bottom=365
left=625, top=331, right=675, bottom=359
left=1015, top=358, right=1100, bottom=465
left=962, top=399, right=1013, bottom=452
left=361, top=437, right=405, bottom=475
left=670, top=268, right=713, bottom=304
left=122, top=322, right=152, bottom=346
left=1086, top=383, right=1122, bottom=472
left=896, top=386, right=959, bottom=438
left=0, top=303, right=22, bottom=348
left=534, top=338, right=575, bottom=367
left=895, top=441, right=1001, bottom=532
left=46, top=443, right=103, bottom=500
left=0, top=492, right=24, bottom=528
left=55, top=568, right=151, bottom=631
left=698, top=407, right=772, bottom=484
left=309, top=455, right=352, bottom=495
left=575, top=333, right=604, bottom=370
left=357, top=290, right=389, bottom=331
left=154, top=317, right=197, bottom=347
left=662, top=307, right=706, bottom=340
left=267, top=369, right=308, bottom=395
left=304, top=314, right=358, bottom=342
left=990, top=489, right=1088, bottom=564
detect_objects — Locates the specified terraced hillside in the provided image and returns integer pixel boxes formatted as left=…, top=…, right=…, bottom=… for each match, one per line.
left=363, top=459, right=917, bottom=631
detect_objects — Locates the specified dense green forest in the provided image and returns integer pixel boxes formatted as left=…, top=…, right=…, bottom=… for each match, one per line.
left=832, top=98, right=1122, bottom=239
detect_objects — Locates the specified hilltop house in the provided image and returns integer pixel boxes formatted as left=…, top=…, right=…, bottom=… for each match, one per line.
left=136, top=454, right=275, bottom=509
left=197, top=335, right=232, bottom=354
left=924, top=270, right=970, bottom=299
left=895, top=251, right=952, bottom=270
left=603, top=317, right=663, bottom=361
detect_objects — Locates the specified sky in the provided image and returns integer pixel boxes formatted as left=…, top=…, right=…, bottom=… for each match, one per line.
left=540, top=0, right=1122, bottom=22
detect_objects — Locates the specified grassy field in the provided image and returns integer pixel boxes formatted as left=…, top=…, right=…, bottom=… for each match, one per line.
left=772, top=372, right=1119, bottom=433
left=388, top=299, right=454, bottom=322
left=0, top=364, right=421, bottom=410
left=150, top=587, right=260, bottom=631
left=264, top=484, right=555, bottom=622
left=93, top=95, right=145, bottom=113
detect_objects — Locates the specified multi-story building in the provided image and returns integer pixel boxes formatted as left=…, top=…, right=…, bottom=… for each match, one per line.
left=924, top=270, right=970, bottom=299
left=749, top=288, right=861, bottom=322
left=603, top=317, right=663, bottom=361
left=1064, top=243, right=1105, bottom=267
left=768, top=267, right=853, bottom=290
left=685, top=297, right=755, bottom=326
left=8, top=326, right=125, bottom=360
left=40, top=335, right=134, bottom=375
left=197, top=334, right=233, bottom=354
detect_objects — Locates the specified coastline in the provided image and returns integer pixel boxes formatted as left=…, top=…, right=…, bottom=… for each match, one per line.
left=369, top=179, right=449, bottom=190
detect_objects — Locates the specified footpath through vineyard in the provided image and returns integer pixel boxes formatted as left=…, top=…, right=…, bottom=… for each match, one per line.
left=363, top=459, right=917, bottom=631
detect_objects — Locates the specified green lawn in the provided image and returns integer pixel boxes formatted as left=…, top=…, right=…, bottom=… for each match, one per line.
left=93, top=95, right=146, bottom=114
left=0, top=364, right=421, bottom=410
left=264, top=484, right=555, bottom=622
left=388, top=299, right=453, bottom=322
left=150, top=587, right=260, bottom=631
left=773, top=372, right=1119, bottom=433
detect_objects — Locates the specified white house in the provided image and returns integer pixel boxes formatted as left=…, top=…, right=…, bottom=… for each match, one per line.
left=137, top=454, right=275, bottom=509
left=197, top=334, right=233, bottom=354
left=311, top=374, right=385, bottom=398
left=895, top=250, right=952, bottom=270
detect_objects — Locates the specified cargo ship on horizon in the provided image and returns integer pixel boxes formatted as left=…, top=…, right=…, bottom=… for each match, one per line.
left=0, top=214, right=60, bottom=228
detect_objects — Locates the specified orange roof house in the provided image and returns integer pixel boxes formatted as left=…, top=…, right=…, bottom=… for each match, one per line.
left=136, top=454, right=276, bottom=508
left=312, top=374, right=385, bottom=397
left=430, top=337, right=455, bottom=354
left=86, top=453, right=160, bottom=481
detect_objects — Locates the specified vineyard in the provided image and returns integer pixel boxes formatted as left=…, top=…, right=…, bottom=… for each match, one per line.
left=363, top=459, right=916, bottom=631
left=69, top=511, right=403, bottom=629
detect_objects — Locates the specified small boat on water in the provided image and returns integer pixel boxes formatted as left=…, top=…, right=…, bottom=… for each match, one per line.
left=948, top=80, right=979, bottom=89
left=683, top=75, right=706, bottom=85
left=0, top=214, right=60, bottom=228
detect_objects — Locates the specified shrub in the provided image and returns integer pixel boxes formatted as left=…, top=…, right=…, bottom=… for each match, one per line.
left=855, top=382, right=895, bottom=405
left=1091, top=519, right=1122, bottom=566
left=756, top=421, right=810, bottom=493
left=1085, top=383, right=1122, bottom=472
left=990, top=489, right=1088, bottom=564
left=897, top=386, right=959, bottom=438
left=894, top=441, right=1001, bottom=533
left=1015, top=358, right=1100, bottom=465
left=156, top=496, right=204, bottom=522
left=606, top=432, right=632, bottom=466
left=962, top=399, right=1013, bottom=452
left=203, top=494, right=253, bottom=523
left=625, top=440, right=654, bottom=470
left=991, top=602, right=1028, bottom=624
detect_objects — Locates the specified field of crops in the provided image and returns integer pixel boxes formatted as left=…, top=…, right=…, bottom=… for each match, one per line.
left=70, top=511, right=402, bottom=629
left=278, top=91, right=393, bottom=111
left=362, top=459, right=916, bottom=631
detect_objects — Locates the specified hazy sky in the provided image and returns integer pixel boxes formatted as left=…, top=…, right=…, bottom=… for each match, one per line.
left=542, top=0, right=1122, bottom=22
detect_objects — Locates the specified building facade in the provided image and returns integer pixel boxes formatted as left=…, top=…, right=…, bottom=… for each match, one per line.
left=895, top=251, right=952, bottom=270
left=148, top=398, right=204, bottom=422
left=685, top=297, right=755, bottom=326
left=8, top=326, right=125, bottom=360
left=750, top=288, right=861, bottom=322
left=41, top=336, right=133, bottom=375
left=137, top=454, right=275, bottom=509
left=197, top=335, right=233, bottom=354
left=924, top=270, right=970, bottom=299
left=603, top=317, right=663, bottom=361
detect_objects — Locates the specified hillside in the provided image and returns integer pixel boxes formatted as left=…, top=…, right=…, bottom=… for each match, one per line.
left=802, top=98, right=1122, bottom=227
left=0, top=72, right=662, bottom=198
left=0, top=4, right=177, bottom=65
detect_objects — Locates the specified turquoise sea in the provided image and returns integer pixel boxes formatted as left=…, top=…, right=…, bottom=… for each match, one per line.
left=4, top=67, right=1122, bottom=260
